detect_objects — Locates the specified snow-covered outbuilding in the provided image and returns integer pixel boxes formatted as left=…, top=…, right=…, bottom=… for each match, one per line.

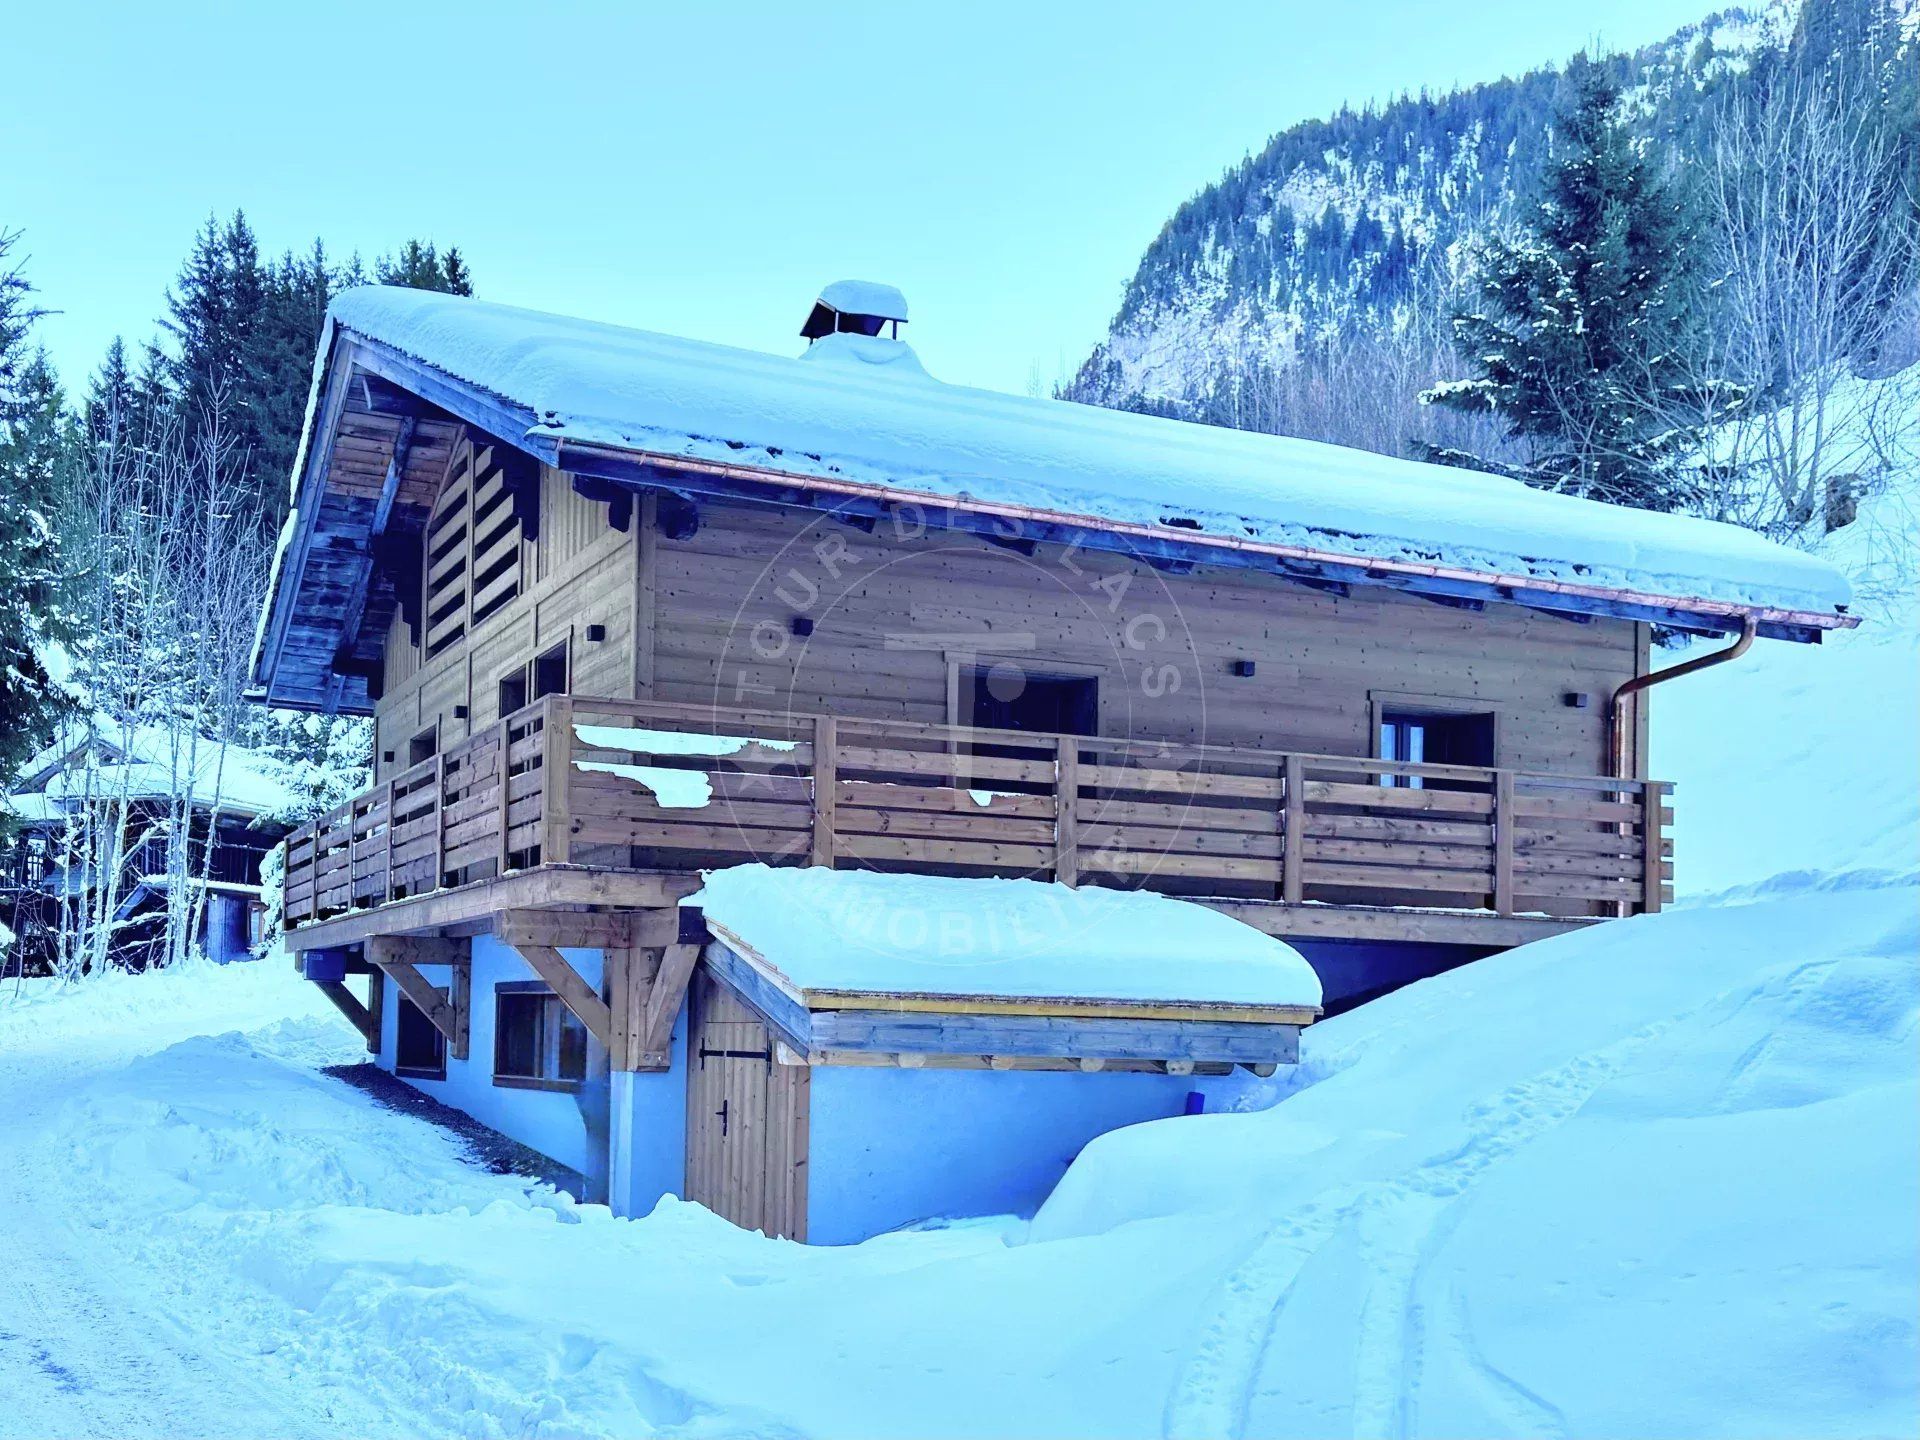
left=2, top=721, right=298, bottom=971
left=252, top=284, right=1852, bottom=1239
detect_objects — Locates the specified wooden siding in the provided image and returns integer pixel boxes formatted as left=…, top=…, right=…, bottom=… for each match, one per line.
left=648, top=502, right=1642, bottom=776
left=377, top=460, right=639, bottom=782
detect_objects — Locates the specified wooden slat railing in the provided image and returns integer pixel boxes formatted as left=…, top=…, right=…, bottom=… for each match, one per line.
left=280, top=695, right=1674, bottom=928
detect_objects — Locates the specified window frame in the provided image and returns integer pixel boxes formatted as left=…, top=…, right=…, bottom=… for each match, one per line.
left=492, top=981, right=589, bottom=1092
left=407, top=723, right=439, bottom=768
left=497, top=663, right=530, bottom=720
left=1368, top=691, right=1500, bottom=790
left=531, top=640, right=570, bottom=701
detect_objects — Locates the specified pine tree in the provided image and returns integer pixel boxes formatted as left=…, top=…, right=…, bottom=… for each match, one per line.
left=1421, top=55, right=1725, bottom=509
left=374, top=239, right=473, bottom=295
left=0, top=234, right=76, bottom=796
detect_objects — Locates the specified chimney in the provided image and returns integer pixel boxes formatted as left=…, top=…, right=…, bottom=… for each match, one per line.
left=802, top=280, right=908, bottom=342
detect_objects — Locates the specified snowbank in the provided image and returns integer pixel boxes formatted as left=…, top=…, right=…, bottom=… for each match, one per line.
left=1656, top=372, right=1920, bottom=897
left=12, top=887, right=1912, bottom=1438
left=692, top=864, right=1323, bottom=1007
left=1033, top=881, right=1920, bottom=1438
left=323, top=287, right=1850, bottom=617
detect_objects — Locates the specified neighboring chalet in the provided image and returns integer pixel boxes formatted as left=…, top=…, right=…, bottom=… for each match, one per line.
left=2, top=721, right=296, bottom=972
left=250, top=284, right=1854, bottom=1241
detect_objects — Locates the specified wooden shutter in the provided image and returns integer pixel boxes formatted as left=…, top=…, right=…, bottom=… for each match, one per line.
left=421, top=438, right=529, bottom=660
left=423, top=447, right=473, bottom=659
left=469, top=445, right=524, bottom=624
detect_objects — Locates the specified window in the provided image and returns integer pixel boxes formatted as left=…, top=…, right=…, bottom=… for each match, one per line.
left=965, top=664, right=1098, bottom=735
left=394, top=990, right=446, bottom=1079
left=494, top=983, right=588, bottom=1090
left=407, top=724, right=439, bottom=768
left=497, top=665, right=529, bottom=718
left=1378, top=709, right=1495, bottom=789
left=532, top=642, right=569, bottom=700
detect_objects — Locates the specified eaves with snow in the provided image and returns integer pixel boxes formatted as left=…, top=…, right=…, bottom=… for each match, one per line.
left=252, top=284, right=1856, bottom=710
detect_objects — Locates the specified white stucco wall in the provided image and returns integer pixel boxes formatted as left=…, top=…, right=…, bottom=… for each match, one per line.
left=377, top=936, right=606, bottom=1176
left=372, top=937, right=690, bottom=1208
left=803, top=1064, right=1262, bottom=1245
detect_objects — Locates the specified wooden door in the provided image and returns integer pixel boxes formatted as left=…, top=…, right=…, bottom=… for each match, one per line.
left=685, top=971, right=809, bottom=1240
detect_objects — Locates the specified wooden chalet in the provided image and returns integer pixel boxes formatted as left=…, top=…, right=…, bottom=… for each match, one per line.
left=250, top=283, right=1854, bottom=1240
left=3, top=723, right=295, bottom=974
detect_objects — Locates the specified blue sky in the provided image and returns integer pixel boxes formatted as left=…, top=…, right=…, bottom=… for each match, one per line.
left=6, top=0, right=1709, bottom=397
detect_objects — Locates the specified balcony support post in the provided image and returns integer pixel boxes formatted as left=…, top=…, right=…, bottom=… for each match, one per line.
left=1641, top=781, right=1669, bottom=915
left=811, top=715, right=838, bottom=869
left=1054, top=740, right=1079, bottom=887
left=542, top=695, right=574, bottom=866
left=1493, top=770, right=1516, bottom=916
left=1281, top=755, right=1305, bottom=905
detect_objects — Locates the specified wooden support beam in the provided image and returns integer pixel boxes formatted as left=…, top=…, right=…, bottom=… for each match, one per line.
left=505, top=940, right=615, bottom=1052
left=368, top=937, right=464, bottom=1052
left=369, top=935, right=470, bottom=968
left=447, top=964, right=471, bottom=1062
left=315, top=980, right=378, bottom=1051
left=638, top=943, right=700, bottom=1066
left=495, top=908, right=634, bottom=949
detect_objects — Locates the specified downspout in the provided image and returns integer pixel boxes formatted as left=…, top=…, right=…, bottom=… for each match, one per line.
left=1609, top=618, right=1757, bottom=779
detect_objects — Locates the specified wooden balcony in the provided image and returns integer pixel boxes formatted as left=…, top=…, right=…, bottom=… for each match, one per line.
left=280, top=695, right=1673, bottom=951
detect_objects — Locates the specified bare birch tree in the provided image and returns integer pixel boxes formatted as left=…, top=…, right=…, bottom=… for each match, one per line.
left=1701, top=69, right=1920, bottom=534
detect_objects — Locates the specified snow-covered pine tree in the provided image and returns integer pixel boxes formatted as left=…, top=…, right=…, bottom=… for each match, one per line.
left=0, top=232, right=77, bottom=792
left=1420, top=54, right=1731, bottom=510
left=374, top=239, right=474, bottom=296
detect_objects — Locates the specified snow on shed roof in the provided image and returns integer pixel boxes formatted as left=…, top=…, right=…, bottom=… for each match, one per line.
left=16, top=720, right=299, bottom=822
left=316, top=286, right=1851, bottom=625
left=690, top=865, right=1324, bottom=1011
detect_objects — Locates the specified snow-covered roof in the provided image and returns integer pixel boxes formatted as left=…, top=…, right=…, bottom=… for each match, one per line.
left=14, top=720, right=299, bottom=822
left=691, top=865, right=1324, bottom=1011
left=308, top=286, right=1850, bottom=627
left=817, top=279, right=908, bottom=322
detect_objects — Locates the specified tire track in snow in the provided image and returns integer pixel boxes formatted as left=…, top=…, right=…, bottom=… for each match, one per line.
left=1166, top=952, right=1845, bottom=1439
left=1164, top=1021, right=1676, bottom=1437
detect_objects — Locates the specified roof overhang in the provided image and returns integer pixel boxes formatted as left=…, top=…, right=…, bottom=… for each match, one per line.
left=252, top=327, right=1858, bottom=717
left=249, top=330, right=480, bottom=713
left=553, top=438, right=1858, bottom=644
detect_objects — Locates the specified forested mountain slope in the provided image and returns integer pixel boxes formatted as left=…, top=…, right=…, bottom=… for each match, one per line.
left=1063, top=0, right=1915, bottom=469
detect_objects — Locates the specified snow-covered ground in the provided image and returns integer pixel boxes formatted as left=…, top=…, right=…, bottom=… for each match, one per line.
left=4, top=383, right=1915, bottom=1438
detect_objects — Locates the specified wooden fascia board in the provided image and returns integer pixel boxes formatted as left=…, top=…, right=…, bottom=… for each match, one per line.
left=807, top=1008, right=1300, bottom=1066
left=800, top=989, right=1320, bottom=1026
left=554, top=441, right=1854, bottom=643
left=699, top=937, right=815, bottom=1055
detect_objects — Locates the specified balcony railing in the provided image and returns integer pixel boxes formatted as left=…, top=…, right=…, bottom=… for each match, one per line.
left=281, top=695, right=1673, bottom=929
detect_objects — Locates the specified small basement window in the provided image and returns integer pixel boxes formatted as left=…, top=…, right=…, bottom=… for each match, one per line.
left=394, top=991, right=446, bottom=1079
left=1378, top=709, right=1495, bottom=789
left=494, top=982, right=588, bottom=1090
